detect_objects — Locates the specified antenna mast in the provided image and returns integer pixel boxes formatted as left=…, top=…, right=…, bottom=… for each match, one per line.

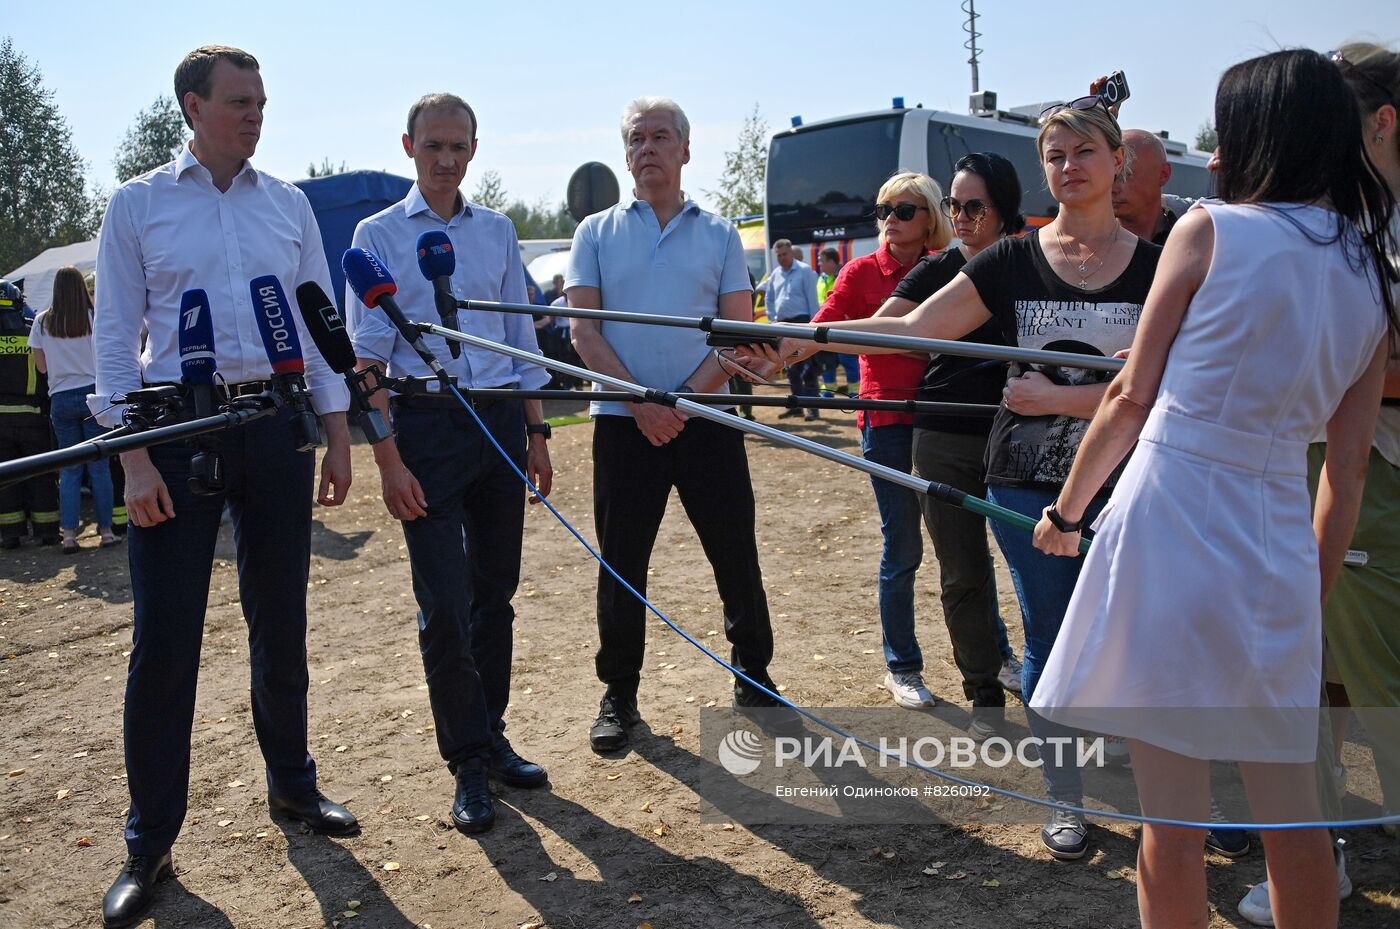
left=963, top=0, right=981, bottom=94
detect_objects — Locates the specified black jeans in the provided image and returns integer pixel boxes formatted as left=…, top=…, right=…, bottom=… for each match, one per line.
left=911, top=428, right=1006, bottom=708
left=778, top=315, right=821, bottom=398
left=393, top=401, right=525, bottom=770
left=124, top=406, right=316, bottom=855
left=592, top=415, right=773, bottom=699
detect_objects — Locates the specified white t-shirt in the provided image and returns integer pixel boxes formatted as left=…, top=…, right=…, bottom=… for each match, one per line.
left=28, top=310, right=97, bottom=395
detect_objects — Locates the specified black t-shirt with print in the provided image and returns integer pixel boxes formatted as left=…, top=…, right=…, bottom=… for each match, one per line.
left=892, top=248, right=1011, bottom=436
left=961, top=231, right=1161, bottom=491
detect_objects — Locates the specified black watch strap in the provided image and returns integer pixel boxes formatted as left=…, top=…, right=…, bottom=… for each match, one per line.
left=1046, top=504, right=1083, bottom=533
left=526, top=422, right=552, bottom=439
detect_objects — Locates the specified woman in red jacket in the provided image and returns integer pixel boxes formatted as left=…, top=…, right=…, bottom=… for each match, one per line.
left=811, top=172, right=952, bottom=710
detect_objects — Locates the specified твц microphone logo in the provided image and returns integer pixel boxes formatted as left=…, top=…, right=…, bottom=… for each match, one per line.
left=718, top=729, right=765, bottom=776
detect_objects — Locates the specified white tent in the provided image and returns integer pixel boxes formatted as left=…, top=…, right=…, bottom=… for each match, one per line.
left=3, top=238, right=99, bottom=315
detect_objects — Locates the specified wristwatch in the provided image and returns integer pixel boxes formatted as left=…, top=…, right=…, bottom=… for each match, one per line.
left=1046, top=503, right=1083, bottom=533
left=526, top=422, right=552, bottom=440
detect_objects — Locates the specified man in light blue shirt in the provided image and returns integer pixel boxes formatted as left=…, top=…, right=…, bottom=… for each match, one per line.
left=347, top=93, right=553, bottom=836
left=757, top=238, right=823, bottom=415
left=567, top=96, right=797, bottom=755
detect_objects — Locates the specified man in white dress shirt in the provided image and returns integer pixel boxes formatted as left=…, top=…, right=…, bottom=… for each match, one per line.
left=92, top=45, right=356, bottom=929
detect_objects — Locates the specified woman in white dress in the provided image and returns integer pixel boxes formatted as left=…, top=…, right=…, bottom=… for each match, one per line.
left=1030, top=50, right=1398, bottom=929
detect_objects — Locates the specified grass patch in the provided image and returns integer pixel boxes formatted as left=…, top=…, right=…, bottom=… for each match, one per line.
left=545, top=414, right=593, bottom=429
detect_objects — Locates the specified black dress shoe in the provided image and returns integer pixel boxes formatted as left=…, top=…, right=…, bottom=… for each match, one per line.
left=489, top=737, right=548, bottom=788
left=733, top=679, right=805, bottom=736
left=103, top=851, right=173, bottom=928
left=452, top=757, right=496, bottom=834
left=589, top=694, right=642, bottom=753
left=268, top=788, right=360, bottom=836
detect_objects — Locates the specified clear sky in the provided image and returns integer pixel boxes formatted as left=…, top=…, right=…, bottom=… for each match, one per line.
left=6, top=0, right=1398, bottom=214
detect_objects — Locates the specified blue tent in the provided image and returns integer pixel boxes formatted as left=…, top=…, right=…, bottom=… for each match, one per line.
left=295, top=170, right=414, bottom=308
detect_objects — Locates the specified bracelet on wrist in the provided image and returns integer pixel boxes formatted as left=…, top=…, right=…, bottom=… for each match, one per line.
left=1046, top=503, right=1083, bottom=534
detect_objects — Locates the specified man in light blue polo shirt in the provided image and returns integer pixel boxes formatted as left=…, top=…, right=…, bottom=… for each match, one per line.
left=348, top=92, right=554, bottom=836
left=757, top=238, right=822, bottom=417
left=567, top=96, right=797, bottom=753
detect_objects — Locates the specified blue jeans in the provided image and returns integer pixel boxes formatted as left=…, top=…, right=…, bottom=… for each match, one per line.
left=861, top=424, right=926, bottom=674
left=50, top=385, right=114, bottom=530
left=985, top=483, right=1105, bottom=803
left=820, top=354, right=860, bottom=387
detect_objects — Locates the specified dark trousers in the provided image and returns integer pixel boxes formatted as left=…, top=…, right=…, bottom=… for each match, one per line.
left=778, top=315, right=821, bottom=398
left=0, top=414, right=59, bottom=542
left=124, top=407, right=316, bottom=855
left=592, top=415, right=773, bottom=699
left=911, top=428, right=1006, bottom=707
left=393, top=401, right=525, bottom=769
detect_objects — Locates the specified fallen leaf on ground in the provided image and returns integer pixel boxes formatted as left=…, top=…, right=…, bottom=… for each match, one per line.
left=382, top=861, right=400, bottom=871
left=981, top=878, right=999, bottom=888
left=720, top=823, right=735, bottom=831
left=606, top=773, right=623, bottom=781
left=217, top=819, right=234, bottom=827
left=55, top=789, right=71, bottom=800
left=539, top=872, right=557, bottom=882
left=652, top=822, right=668, bottom=837
left=347, top=900, right=361, bottom=910
left=76, top=836, right=91, bottom=847
left=415, top=814, right=430, bottom=821
left=640, top=802, right=652, bottom=813
left=7, top=769, right=24, bottom=777
left=334, top=745, right=348, bottom=753
left=341, top=912, right=359, bottom=919
left=227, top=779, right=245, bottom=788
left=627, top=892, right=643, bottom=904
left=380, top=775, right=393, bottom=783
left=1105, top=869, right=1125, bottom=880
left=945, top=871, right=967, bottom=880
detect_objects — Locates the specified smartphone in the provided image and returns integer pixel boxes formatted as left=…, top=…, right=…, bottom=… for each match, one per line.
left=706, top=331, right=782, bottom=350
left=1101, top=70, right=1131, bottom=107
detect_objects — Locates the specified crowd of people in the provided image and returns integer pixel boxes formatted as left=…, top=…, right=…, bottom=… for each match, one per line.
left=0, top=36, right=1395, bottom=929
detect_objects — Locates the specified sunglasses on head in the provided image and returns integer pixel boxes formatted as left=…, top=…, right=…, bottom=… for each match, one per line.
left=1039, top=95, right=1110, bottom=121
left=1329, top=49, right=1396, bottom=107
left=874, top=202, right=929, bottom=221
left=940, top=196, right=987, bottom=220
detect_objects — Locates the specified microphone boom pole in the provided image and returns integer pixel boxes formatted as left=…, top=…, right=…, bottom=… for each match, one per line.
left=419, top=322, right=1089, bottom=554
left=458, top=298, right=1126, bottom=374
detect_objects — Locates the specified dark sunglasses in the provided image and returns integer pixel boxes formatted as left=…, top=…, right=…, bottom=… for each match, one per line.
left=939, top=196, right=988, bottom=220
left=874, top=202, right=929, bottom=221
left=1329, top=49, right=1396, bottom=107
left=1039, top=95, right=1110, bottom=121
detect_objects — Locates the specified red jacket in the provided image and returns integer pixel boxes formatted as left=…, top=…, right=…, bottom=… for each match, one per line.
left=812, top=243, right=929, bottom=428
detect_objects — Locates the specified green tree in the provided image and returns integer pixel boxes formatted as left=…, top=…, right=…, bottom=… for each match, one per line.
left=307, top=157, right=347, bottom=178
left=0, top=38, right=101, bottom=273
left=113, top=95, right=188, bottom=183
left=504, top=197, right=577, bottom=239
left=1195, top=122, right=1217, bottom=153
left=471, top=169, right=509, bottom=212
left=705, top=103, right=768, bottom=218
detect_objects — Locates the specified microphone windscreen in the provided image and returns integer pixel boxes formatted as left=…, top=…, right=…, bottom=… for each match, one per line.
left=178, top=288, right=216, bottom=385
left=294, top=282, right=357, bottom=375
left=416, top=230, right=455, bottom=282
left=249, top=275, right=305, bottom=375
left=342, top=248, right=397, bottom=308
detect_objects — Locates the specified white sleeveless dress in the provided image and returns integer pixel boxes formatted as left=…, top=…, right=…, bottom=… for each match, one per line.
left=1030, top=202, right=1388, bottom=762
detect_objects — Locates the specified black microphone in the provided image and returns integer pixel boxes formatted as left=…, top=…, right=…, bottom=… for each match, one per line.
left=177, top=288, right=225, bottom=494
left=250, top=274, right=321, bottom=452
left=293, top=281, right=391, bottom=444
left=416, top=230, right=461, bottom=359
left=342, top=247, right=450, bottom=385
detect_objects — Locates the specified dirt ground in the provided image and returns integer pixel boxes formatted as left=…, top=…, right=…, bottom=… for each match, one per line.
left=2, top=394, right=1397, bottom=929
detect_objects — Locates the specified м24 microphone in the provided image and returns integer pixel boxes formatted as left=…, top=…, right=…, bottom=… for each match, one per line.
left=416, top=229, right=461, bottom=359
left=293, top=281, right=391, bottom=444
left=250, top=275, right=321, bottom=452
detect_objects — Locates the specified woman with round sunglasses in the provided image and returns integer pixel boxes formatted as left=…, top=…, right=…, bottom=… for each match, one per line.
left=743, top=98, right=1158, bottom=861
left=863, top=153, right=1027, bottom=727
left=808, top=171, right=953, bottom=711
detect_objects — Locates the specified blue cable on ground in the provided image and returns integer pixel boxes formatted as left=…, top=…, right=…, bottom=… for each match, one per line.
left=447, top=383, right=1400, bottom=833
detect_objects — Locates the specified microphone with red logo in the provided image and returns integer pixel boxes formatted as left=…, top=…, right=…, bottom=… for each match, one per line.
left=416, top=229, right=461, bottom=359
left=294, top=281, right=391, bottom=444
left=250, top=274, right=321, bottom=452
left=342, top=247, right=450, bottom=385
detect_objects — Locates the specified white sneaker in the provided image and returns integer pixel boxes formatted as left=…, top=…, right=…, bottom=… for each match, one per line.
left=1237, top=840, right=1351, bottom=926
left=884, top=670, right=934, bottom=708
left=998, top=655, right=1023, bottom=692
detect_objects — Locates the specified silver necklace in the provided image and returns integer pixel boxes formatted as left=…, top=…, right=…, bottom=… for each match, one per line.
left=1055, top=223, right=1120, bottom=287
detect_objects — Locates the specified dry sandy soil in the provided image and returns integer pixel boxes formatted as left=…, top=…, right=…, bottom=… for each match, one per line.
left=2, top=395, right=1397, bottom=929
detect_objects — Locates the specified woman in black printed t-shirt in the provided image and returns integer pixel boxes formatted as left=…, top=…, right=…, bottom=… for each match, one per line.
left=743, top=99, right=1159, bottom=862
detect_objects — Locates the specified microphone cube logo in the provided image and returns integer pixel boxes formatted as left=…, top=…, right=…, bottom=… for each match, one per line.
left=318, top=304, right=345, bottom=333
left=718, top=729, right=765, bottom=776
